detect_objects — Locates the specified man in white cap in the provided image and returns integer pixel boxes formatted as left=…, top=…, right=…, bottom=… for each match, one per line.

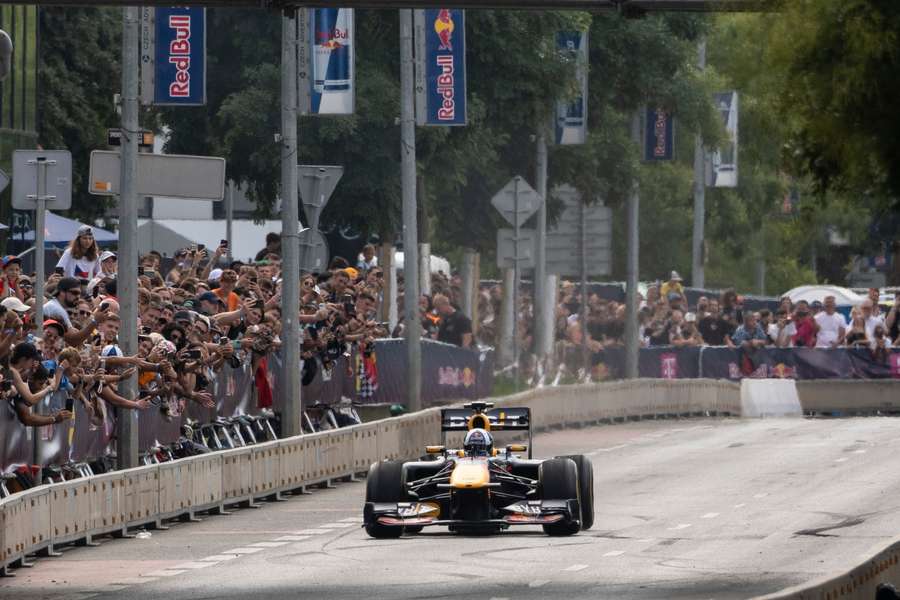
left=99, top=251, right=117, bottom=276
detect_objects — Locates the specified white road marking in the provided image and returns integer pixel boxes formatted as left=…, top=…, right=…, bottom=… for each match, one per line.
left=200, top=554, right=239, bottom=562
left=224, top=547, right=265, bottom=554
left=144, top=569, right=188, bottom=577
left=701, top=512, right=720, bottom=519
left=275, top=535, right=311, bottom=542
left=528, top=580, right=550, bottom=588
left=637, top=538, right=654, bottom=543
left=835, top=457, right=849, bottom=463
left=594, top=444, right=628, bottom=453
left=489, top=597, right=510, bottom=600
left=172, top=562, right=215, bottom=570
left=753, top=493, right=769, bottom=499
left=563, top=564, right=589, bottom=572
left=854, top=449, right=867, bottom=454
left=603, top=551, right=626, bottom=557
left=340, top=517, right=362, bottom=523
left=320, top=522, right=354, bottom=529
left=293, top=528, right=331, bottom=535
left=668, top=523, right=692, bottom=531
left=734, top=503, right=746, bottom=509
left=250, top=541, right=290, bottom=548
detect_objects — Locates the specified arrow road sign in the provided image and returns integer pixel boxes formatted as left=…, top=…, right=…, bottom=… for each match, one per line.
left=490, top=175, right=543, bottom=227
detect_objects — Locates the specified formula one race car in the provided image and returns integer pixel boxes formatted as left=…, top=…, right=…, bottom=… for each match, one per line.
left=363, top=402, right=594, bottom=538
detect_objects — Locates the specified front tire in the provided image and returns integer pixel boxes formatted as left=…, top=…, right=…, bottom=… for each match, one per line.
left=539, top=458, right=581, bottom=536
left=559, top=454, right=594, bottom=530
left=365, top=461, right=406, bottom=539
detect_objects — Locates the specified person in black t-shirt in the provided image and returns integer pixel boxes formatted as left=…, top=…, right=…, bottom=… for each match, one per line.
left=698, top=299, right=735, bottom=346
left=433, top=294, right=473, bottom=349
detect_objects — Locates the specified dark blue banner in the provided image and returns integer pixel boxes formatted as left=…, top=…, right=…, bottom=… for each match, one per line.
left=415, top=9, right=467, bottom=126
left=154, top=7, right=206, bottom=105
left=554, top=31, right=588, bottom=145
left=644, top=107, right=674, bottom=161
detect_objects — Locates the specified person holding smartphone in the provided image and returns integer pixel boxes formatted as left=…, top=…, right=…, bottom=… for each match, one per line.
left=6, top=366, right=72, bottom=428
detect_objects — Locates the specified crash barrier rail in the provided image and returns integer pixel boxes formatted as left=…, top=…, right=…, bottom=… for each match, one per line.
left=0, top=339, right=494, bottom=472
left=586, top=346, right=900, bottom=381
left=3, top=378, right=900, bottom=585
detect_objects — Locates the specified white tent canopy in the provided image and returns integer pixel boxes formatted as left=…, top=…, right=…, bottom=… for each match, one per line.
left=783, top=285, right=866, bottom=306
left=137, top=219, right=300, bottom=262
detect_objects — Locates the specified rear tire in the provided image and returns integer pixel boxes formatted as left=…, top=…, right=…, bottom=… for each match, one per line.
left=539, top=458, right=581, bottom=536
left=365, top=461, right=406, bottom=539
left=559, top=454, right=594, bottom=530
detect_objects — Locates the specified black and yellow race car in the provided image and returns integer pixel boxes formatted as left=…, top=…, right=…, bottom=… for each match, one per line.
left=363, top=402, right=594, bottom=537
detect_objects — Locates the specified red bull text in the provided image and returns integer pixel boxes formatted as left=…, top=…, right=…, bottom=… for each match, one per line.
left=167, top=14, right=192, bottom=98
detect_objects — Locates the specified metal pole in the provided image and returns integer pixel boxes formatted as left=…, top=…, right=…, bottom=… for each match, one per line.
left=33, top=163, right=46, bottom=331
left=226, top=180, right=234, bottom=262
left=625, top=111, right=641, bottom=380
left=691, top=39, right=706, bottom=289
left=460, top=248, right=476, bottom=319
left=534, top=132, right=550, bottom=360
left=400, top=9, right=421, bottom=412
left=280, top=8, right=302, bottom=437
left=117, top=5, right=140, bottom=469
left=579, top=200, right=589, bottom=379
left=512, top=177, right=520, bottom=389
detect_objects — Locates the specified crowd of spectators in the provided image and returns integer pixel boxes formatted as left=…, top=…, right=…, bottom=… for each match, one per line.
left=1, top=228, right=390, bottom=431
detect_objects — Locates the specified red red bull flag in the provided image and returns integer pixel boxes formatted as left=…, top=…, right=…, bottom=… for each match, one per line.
left=414, top=9, right=467, bottom=126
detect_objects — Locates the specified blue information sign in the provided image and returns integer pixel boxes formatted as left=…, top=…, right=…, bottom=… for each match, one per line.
left=415, top=9, right=467, bottom=126
left=644, top=107, right=674, bottom=161
left=154, top=7, right=206, bottom=106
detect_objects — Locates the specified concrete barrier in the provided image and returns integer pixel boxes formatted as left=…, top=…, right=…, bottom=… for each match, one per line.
left=796, top=380, right=900, bottom=415
left=0, top=377, right=895, bottom=589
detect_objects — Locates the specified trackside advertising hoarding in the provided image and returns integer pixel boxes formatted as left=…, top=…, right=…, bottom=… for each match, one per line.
left=414, top=8, right=467, bottom=126
left=149, top=7, right=206, bottom=105
left=554, top=30, right=589, bottom=145
left=298, top=8, right=355, bottom=115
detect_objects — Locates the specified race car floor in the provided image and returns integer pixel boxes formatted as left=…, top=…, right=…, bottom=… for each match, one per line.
left=5, top=416, right=900, bottom=600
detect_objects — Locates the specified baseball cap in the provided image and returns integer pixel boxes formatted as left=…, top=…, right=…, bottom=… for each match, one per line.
left=43, top=319, right=66, bottom=337
left=197, top=291, right=225, bottom=305
left=1, top=297, right=30, bottom=313
left=100, top=251, right=116, bottom=262
left=77, top=225, right=93, bottom=237
left=670, top=270, right=683, bottom=281
left=344, top=267, right=359, bottom=280
left=56, top=277, right=82, bottom=293
left=208, top=268, right=223, bottom=282
left=2, top=255, right=21, bottom=269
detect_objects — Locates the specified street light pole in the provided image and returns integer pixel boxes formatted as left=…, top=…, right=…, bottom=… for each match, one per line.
left=117, top=5, right=140, bottom=469
left=280, top=8, right=302, bottom=437
left=624, top=111, right=641, bottom=380
left=399, top=9, right=421, bottom=412
left=691, top=39, right=707, bottom=289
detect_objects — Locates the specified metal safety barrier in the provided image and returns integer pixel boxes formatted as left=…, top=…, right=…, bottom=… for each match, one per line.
left=3, top=377, right=900, bottom=593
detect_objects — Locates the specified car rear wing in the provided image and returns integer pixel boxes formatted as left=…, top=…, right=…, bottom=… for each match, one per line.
left=440, top=407, right=532, bottom=457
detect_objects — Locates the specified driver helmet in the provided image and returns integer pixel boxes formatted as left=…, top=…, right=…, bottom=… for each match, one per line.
left=463, top=428, right=493, bottom=456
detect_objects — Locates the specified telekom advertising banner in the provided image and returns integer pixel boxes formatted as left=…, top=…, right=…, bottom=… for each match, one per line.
left=414, top=9, right=467, bottom=126
left=644, top=107, right=675, bottom=161
left=298, top=8, right=355, bottom=115
left=554, top=30, right=589, bottom=145
left=149, top=7, right=206, bottom=106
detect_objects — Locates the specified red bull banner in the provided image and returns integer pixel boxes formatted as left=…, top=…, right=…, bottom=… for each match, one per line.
left=414, top=9, right=467, bottom=126
left=297, top=8, right=355, bottom=115
left=644, top=107, right=675, bottom=161
left=554, top=31, right=589, bottom=145
left=141, top=7, right=207, bottom=106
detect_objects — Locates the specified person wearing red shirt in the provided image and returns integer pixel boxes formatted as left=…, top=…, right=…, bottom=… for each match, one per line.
left=791, top=303, right=818, bottom=348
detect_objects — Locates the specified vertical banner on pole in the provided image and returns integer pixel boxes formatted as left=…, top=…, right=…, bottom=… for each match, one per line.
left=643, top=107, right=675, bottom=161
left=297, top=8, right=355, bottom=115
left=553, top=30, right=588, bottom=145
left=151, top=7, right=206, bottom=105
left=139, top=7, right=155, bottom=105
left=707, top=91, right=739, bottom=187
left=414, top=9, right=466, bottom=126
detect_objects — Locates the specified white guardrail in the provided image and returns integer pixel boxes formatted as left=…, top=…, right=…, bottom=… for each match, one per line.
left=3, top=378, right=900, bottom=599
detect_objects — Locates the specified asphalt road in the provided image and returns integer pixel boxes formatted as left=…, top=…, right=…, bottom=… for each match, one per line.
left=6, top=416, right=900, bottom=600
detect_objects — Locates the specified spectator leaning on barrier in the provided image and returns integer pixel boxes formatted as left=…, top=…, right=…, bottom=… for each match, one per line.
left=790, top=301, right=818, bottom=348
left=731, top=312, right=768, bottom=374
left=814, top=295, right=846, bottom=349
left=860, top=298, right=884, bottom=343
left=698, top=299, right=734, bottom=346
left=886, top=301, right=899, bottom=345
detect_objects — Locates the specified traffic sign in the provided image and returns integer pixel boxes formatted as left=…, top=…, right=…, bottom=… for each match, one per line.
left=496, top=228, right=537, bottom=269
left=546, top=184, right=612, bottom=277
left=298, top=165, right=343, bottom=226
left=298, top=228, right=330, bottom=273
left=0, top=168, right=8, bottom=194
left=12, top=150, right=72, bottom=210
left=490, top=176, right=543, bottom=227
left=89, top=150, right=226, bottom=200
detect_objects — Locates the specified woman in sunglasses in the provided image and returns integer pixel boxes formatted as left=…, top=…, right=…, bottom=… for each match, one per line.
left=56, top=225, right=101, bottom=280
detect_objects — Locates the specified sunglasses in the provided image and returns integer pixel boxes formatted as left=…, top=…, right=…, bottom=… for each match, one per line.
left=78, top=310, right=92, bottom=317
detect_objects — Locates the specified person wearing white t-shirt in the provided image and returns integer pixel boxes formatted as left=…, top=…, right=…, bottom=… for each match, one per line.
left=56, top=225, right=101, bottom=280
left=814, top=296, right=846, bottom=348
left=860, top=298, right=884, bottom=342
